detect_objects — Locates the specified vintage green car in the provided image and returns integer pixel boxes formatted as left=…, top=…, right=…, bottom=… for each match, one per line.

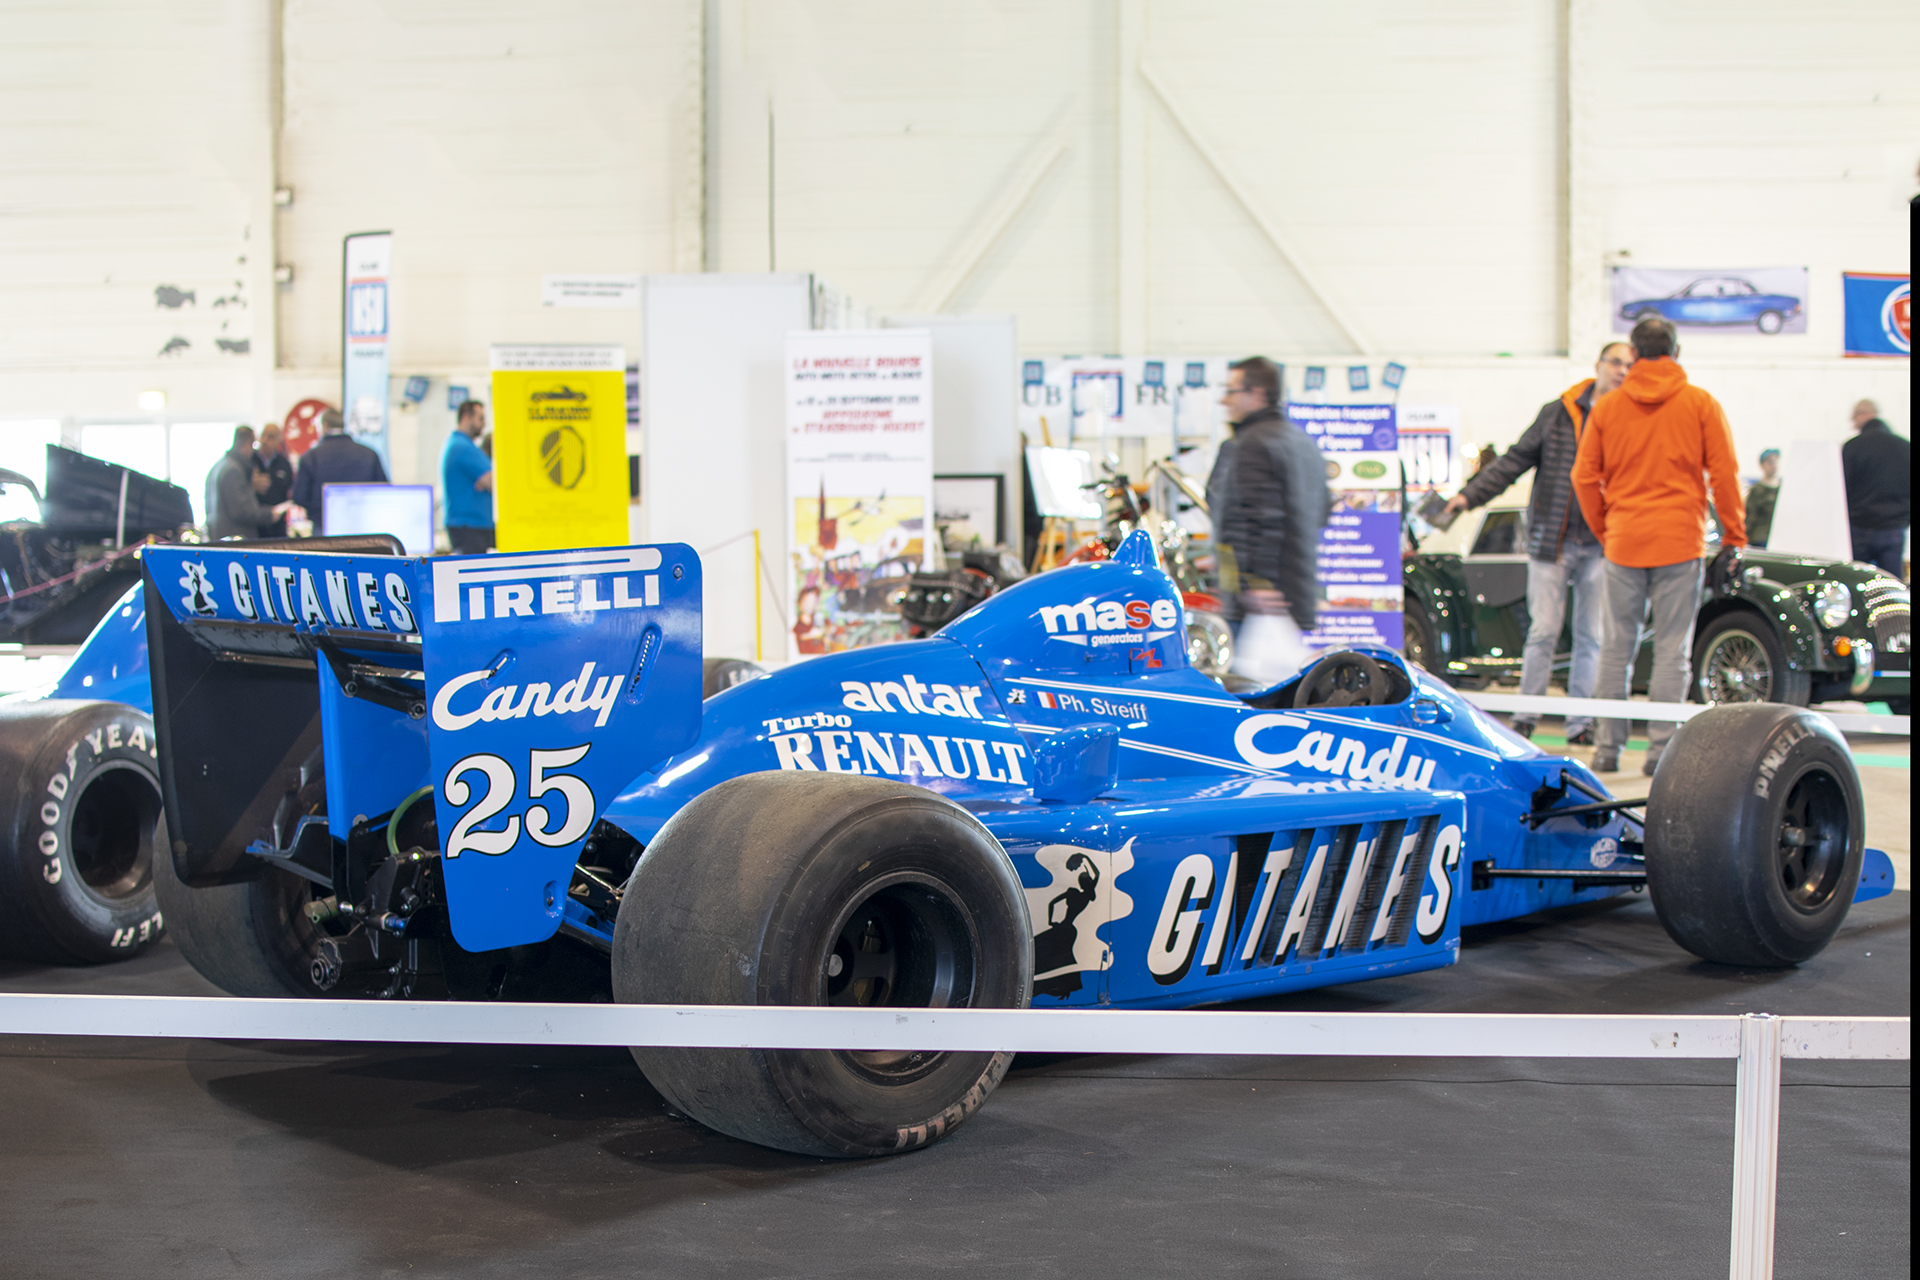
left=1403, top=491, right=1910, bottom=713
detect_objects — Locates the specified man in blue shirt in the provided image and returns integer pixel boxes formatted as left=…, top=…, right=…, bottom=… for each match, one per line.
left=441, top=399, right=495, bottom=553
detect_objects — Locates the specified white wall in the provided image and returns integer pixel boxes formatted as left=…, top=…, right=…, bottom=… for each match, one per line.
left=0, top=1, right=1913, bottom=527
left=0, top=0, right=274, bottom=422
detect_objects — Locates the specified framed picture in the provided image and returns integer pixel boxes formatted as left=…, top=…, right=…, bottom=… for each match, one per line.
left=933, top=473, right=1005, bottom=547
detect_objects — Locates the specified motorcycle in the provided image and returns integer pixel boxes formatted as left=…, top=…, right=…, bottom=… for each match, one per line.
left=900, top=459, right=1236, bottom=682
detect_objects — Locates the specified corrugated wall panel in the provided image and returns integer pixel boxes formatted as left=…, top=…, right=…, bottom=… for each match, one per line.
left=276, top=0, right=700, bottom=372
left=0, top=0, right=269, bottom=409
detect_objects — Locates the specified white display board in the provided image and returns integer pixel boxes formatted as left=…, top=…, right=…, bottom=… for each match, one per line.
left=785, top=328, right=934, bottom=658
left=1767, top=439, right=1854, bottom=562
left=641, top=274, right=815, bottom=660
left=886, top=314, right=1019, bottom=552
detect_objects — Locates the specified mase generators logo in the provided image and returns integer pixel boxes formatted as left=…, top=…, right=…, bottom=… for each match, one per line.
left=1038, top=596, right=1179, bottom=646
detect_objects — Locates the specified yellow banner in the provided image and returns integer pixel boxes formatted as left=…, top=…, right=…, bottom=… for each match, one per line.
left=490, top=366, right=627, bottom=552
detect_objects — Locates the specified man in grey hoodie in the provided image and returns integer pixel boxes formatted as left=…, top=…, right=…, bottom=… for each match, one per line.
left=205, top=426, right=275, bottom=541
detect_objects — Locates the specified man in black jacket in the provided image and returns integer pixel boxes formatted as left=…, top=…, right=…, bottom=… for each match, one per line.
left=1842, top=400, right=1909, bottom=578
left=1205, top=357, right=1331, bottom=635
left=1441, top=341, right=1631, bottom=741
left=291, top=407, right=388, bottom=535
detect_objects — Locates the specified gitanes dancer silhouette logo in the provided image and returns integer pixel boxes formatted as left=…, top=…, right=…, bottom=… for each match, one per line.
left=1024, top=840, right=1136, bottom=1000
left=178, top=561, right=218, bottom=617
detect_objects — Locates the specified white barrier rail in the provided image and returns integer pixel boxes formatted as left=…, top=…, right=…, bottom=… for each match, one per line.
left=1461, top=691, right=1910, bottom=738
left=0, top=996, right=1906, bottom=1280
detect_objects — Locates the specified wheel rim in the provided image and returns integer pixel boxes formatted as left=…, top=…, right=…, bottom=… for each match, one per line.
left=1699, top=628, right=1772, bottom=703
left=1777, top=769, right=1848, bottom=911
left=820, top=871, right=979, bottom=1084
left=67, top=763, right=158, bottom=902
left=1403, top=619, right=1430, bottom=671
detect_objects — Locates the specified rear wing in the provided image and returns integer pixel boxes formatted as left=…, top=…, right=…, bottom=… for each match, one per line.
left=141, top=541, right=702, bottom=951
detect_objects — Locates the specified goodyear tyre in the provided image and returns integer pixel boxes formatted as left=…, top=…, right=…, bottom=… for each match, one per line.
left=613, top=772, right=1032, bottom=1158
left=1645, top=704, right=1863, bottom=967
left=0, top=701, right=166, bottom=964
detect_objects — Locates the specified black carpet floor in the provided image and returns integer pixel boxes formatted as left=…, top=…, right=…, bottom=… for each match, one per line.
left=1, top=892, right=1908, bottom=1279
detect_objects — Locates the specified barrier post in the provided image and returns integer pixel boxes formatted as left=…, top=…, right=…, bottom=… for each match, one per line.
left=1730, top=1012, right=1782, bottom=1280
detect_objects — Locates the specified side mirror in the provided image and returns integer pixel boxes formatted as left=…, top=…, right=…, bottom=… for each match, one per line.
left=1030, top=722, right=1121, bottom=803
left=1410, top=696, right=1453, bottom=727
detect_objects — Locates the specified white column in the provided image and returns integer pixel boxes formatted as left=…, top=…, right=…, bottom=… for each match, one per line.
left=1729, top=1012, right=1782, bottom=1280
left=1115, top=0, right=1148, bottom=354
left=1564, top=0, right=1606, bottom=366
left=253, top=0, right=283, bottom=427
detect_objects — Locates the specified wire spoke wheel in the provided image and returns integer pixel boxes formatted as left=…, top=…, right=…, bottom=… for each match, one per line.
left=1700, top=628, right=1772, bottom=703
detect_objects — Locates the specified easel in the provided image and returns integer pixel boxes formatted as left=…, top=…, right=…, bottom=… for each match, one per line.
left=1029, top=414, right=1074, bottom=573
left=1031, top=519, right=1072, bottom=573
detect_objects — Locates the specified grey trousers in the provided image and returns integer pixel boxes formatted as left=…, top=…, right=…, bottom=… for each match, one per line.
left=1595, top=558, right=1703, bottom=759
left=1514, top=542, right=1606, bottom=736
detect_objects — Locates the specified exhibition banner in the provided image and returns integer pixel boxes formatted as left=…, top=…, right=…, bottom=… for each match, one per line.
left=342, top=232, right=393, bottom=471
left=1609, top=266, right=1808, bottom=336
left=489, top=345, right=629, bottom=553
left=1021, top=357, right=1228, bottom=445
left=786, top=329, right=934, bottom=658
left=1288, top=403, right=1403, bottom=653
left=1841, top=272, right=1911, bottom=357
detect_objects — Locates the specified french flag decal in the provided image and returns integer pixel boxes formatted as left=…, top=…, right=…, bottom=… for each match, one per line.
left=1037, top=691, right=1060, bottom=709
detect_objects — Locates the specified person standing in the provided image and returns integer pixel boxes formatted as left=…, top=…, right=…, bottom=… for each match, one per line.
left=1744, top=448, right=1781, bottom=548
left=440, top=399, right=496, bottom=553
left=1205, top=356, right=1332, bottom=647
left=1443, top=341, right=1633, bottom=744
left=204, top=426, right=276, bottom=541
left=291, top=407, right=387, bottom=535
left=1841, top=400, right=1910, bottom=578
left=1572, top=316, right=1745, bottom=775
left=253, top=422, right=294, bottom=538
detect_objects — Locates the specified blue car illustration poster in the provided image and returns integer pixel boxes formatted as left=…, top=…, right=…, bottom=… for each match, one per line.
left=1611, top=266, right=1808, bottom=335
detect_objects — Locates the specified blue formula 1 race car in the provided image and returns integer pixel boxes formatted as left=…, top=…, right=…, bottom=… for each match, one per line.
left=118, top=531, right=1889, bottom=1158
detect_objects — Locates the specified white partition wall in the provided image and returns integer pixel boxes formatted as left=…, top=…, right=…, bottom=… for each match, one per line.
left=885, top=315, right=1020, bottom=551
left=641, top=274, right=814, bottom=660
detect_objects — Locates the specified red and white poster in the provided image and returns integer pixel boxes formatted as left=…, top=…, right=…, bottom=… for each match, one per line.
left=785, top=329, right=934, bottom=658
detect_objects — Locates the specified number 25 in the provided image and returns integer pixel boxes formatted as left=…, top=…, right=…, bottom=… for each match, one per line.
left=443, top=744, right=595, bottom=858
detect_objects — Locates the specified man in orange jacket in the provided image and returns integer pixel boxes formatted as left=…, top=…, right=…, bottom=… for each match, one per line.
left=1571, top=316, right=1746, bottom=775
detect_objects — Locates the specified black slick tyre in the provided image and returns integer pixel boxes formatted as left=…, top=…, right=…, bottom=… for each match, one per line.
left=701, top=657, right=768, bottom=699
left=153, top=844, right=335, bottom=996
left=613, top=772, right=1032, bottom=1158
left=1691, top=611, right=1809, bottom=706
left=0, top=701, right=166, bottom=964
left=1645, top=704, right=1864, bottom=967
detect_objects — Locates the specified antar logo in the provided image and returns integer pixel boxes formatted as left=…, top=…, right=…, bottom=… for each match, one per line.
left=838, top=675, right=987, bottom=719
left=432, top=548, right=662, bottom=625
left=1038, top=596, right=1179, bottom=647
